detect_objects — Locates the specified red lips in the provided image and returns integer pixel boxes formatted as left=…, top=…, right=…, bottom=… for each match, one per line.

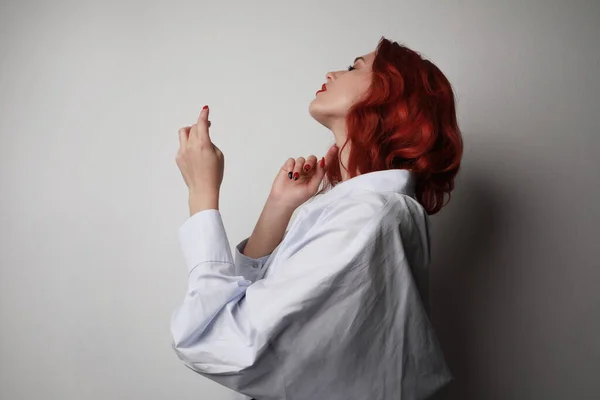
left=316, top=83, right=327, bottom=96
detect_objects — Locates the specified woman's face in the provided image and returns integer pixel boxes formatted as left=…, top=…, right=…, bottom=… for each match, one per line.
left=309, top=50, right=375, bottom=130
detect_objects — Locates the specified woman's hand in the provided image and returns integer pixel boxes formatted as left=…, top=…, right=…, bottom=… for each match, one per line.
left=176, top=106, right=223, bottom=213
left=268, top=144, right=339, bottom=210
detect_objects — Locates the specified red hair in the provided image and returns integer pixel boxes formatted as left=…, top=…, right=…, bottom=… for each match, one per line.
left=315, top=36, right=463, bottom=215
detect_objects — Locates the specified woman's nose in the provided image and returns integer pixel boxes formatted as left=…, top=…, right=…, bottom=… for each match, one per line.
left=325, top=71, right=336, bottom=82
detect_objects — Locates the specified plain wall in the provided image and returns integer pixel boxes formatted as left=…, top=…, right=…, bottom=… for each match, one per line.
left=1, top=0, right=598, bottom=399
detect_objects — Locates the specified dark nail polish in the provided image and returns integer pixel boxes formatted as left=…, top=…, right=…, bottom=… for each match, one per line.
left=293, top=172, right=299, bottom=180
left=288, top=171, right=293, bottom=179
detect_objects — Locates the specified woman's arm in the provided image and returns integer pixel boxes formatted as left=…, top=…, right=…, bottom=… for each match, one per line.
left=171, top=194, right=391, bottom=398
left=242, top=195, right=296, bottom=259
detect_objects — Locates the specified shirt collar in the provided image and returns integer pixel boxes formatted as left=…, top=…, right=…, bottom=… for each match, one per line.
left=308, top=169, right=416, bottom=209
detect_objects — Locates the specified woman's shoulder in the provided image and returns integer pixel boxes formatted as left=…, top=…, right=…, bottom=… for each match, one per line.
left=316, top=190, right=391, bottom=226
left=313, top=190, right=424, bottom=234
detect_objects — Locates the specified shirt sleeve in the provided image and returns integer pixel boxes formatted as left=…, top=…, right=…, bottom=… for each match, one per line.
left=233, top=237, right=272, bottom=283
left=170, top=197, right=390, bottom=397
left=233, top=225, right=290, bottom=283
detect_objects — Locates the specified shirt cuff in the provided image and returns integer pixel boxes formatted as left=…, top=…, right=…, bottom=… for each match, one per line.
left=178, top=209, right=234, bottom=274
left=233, top=237, right=271, bottom=282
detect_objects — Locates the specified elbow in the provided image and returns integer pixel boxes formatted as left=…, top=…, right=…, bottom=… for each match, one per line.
left=170, top=338, right=259, bottom=375
left=169, top=312, right=259, bottom=375
left=169, top=307, right=196, bottom=350
left=170, top=338, right=194, bottom=368
left=169, top=290, right=260, bottom=375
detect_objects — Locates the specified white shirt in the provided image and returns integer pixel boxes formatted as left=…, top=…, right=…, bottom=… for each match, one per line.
left=170, top=169, right=453, bottom=400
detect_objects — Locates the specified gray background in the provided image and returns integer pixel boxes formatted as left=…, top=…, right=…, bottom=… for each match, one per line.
left=1, top=0, right=598, bottom=399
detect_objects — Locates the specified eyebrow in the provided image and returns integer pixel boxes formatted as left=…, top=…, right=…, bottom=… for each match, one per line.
left=354, top=56, right=365, bottom=64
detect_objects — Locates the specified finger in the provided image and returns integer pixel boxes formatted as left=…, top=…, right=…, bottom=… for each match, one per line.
left=195, top=105, right=211, bottom=142
left=188, top=120, right=211, bottom=143
left=188, top=124, right=198, bottom=144
left=292, top=157, right=305, bottom=181
left=307, top=155, right=327, bottom=191
left=308, top=146, right=337, bottom=190
left=324, top=143, right=339, bottom=169
left=303, top=155, right=318, bottom=175
left=178, top=126, right=191, bottom=150
left=280, top=158, right=295, bottom=179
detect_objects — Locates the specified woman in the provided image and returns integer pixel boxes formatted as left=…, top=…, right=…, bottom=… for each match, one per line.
left=171, top=36, right=463, bottom=400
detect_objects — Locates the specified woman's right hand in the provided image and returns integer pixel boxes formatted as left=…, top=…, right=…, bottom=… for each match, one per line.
left=267, top=144, right=339, bottom=210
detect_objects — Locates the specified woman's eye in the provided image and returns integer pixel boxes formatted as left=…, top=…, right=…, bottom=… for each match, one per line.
left=347, top=65, right=356, bottom=71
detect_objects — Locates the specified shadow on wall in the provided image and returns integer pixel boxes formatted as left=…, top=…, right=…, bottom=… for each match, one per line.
left=429, top=170, right=507, bottom=400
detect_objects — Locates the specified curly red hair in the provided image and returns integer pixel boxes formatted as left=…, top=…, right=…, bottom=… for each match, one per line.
left=315, top=36, right=463, bottom=215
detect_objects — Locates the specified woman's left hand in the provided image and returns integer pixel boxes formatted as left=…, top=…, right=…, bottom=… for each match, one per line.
left=176, top=106, right=224, bottom=198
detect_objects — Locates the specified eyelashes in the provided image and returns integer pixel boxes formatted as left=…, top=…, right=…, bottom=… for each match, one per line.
left=347, top=65, right=356, bottom=71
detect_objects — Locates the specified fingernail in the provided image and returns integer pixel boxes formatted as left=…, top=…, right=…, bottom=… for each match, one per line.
left=320, top=157, right=325, bottom=168
left=202, top=105, right=208, bottom=110
left=293, top=172, right=299, bottom=180
left=288, top=171, right=293, bottom=179
left=304, top=165, right=310, bottom=172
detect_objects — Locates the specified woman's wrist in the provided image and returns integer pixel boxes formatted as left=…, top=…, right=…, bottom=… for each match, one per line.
left=266, top=193, right=298, bottom=214
left=243, top=195, right=295, bottom=259
left=189, top=191, right=219, bottom=216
